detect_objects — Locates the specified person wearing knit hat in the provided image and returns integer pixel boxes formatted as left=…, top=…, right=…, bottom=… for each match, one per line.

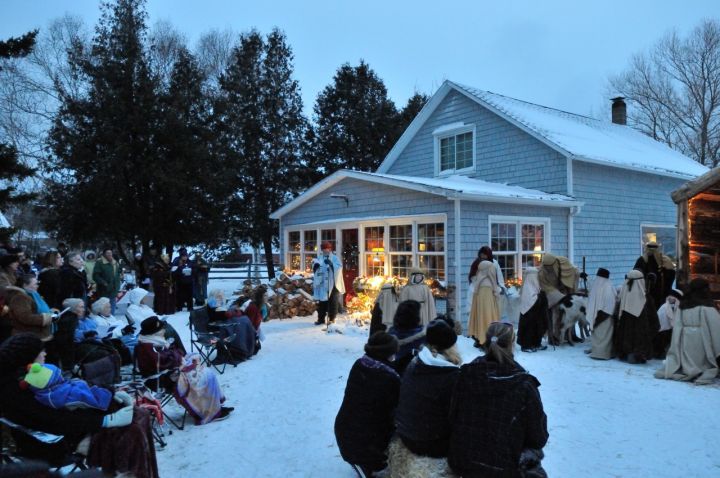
left=388, top=300, right=426, bottom=376
left=399, top=267, right=436, bottom=327
left=394, top=319, right=461, bottom=459
left=335, top=331, right=401, bottom=477
left=655, top=278, right=720, bottom=385
left=653, top=288, right=684, bottom=359
left=23, top=362, right=113, bottom=411
left=312, top=240, right=345, bottom=326
left=613, top=269, right=659, bottom=364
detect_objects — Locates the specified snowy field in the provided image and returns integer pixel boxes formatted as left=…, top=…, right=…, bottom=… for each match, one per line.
left=154, top=295, right=720, bottom=477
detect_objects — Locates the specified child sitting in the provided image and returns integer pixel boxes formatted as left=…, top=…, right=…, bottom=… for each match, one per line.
left=22, top=362, right=114, bottom=411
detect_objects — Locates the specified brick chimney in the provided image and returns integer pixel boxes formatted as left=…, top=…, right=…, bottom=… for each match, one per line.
left=611, top=97, right=626, bottom=125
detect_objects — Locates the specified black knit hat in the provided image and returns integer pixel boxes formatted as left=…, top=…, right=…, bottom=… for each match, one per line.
left=364, top=331, right=399, bottom=360
left=0, top=333, right=44, bottom=374
left=393, top=300, right=421, bottom=329
left=425, top=319, right=457, bottom=350
left=140, top=316, right=165, bottom=335
left=0, top=254, right=19, bottom=268
left=596, top=268, right=610, bottom=279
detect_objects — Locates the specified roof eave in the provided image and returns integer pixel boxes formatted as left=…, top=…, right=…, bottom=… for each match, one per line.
left=453, top=192, right=582, bottom=208
left=570, top=154, right=699, bottom=180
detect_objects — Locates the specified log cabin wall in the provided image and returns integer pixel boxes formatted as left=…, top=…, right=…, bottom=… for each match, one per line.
left=688, top=185, right=720, bottom=299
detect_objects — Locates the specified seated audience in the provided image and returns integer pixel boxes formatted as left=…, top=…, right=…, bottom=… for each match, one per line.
left=55, top=298, right=85, bottom=370
left=387, top=300, right=426, bottom=376
left=0, top=333, right=159, bottom=477
left=655, top=279, right=720, bottom=385
left=89, top=297, right=137, bottom=352
left=394, top=318, right=461, bottom=459
left=448, top=322, right=548, bottom=477
left=125, top=287, right=185, bottom=354
left=23, top=358, right=113, bottom=411
left=335, top=331, right=401, bottom=477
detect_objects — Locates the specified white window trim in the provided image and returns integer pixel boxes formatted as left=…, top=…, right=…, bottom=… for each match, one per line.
left=434, top=123, right=476, bottom=177
left=284, top=214, right=447, bottom=279
left=488, top=215, right=552, bottom=280
left=640, top=223, right=677, bottom=255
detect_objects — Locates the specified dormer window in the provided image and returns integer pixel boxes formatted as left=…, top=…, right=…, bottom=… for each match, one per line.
left=434, top=123, right=475, bottom=175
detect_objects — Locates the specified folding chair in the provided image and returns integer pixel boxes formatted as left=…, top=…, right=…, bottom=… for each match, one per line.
left=0, top=416, right=88, bottom=472
left=188, top=308, right=237, bottom=374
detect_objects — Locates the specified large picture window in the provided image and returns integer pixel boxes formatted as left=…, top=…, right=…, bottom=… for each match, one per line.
left=418, top=222, right=445, bottom=280
left=490, top=217, right=549, bottom=282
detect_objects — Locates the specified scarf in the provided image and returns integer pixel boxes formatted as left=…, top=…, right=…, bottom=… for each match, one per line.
left=585, top=276, right=617, bottom=326
left=137, top=332, right=169, bottom=348
left=519, top=268, right=541, bottom=315
left=619, top=271, right=646, bottom=318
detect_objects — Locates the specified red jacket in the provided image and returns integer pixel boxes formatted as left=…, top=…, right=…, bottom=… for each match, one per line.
left=135, top=342, right=182, bottom=378
left=226, top=303, right=262, bottom=330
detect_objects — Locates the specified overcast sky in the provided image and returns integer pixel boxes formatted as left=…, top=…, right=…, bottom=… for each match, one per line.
left=2, top=0, right=719, bottom=119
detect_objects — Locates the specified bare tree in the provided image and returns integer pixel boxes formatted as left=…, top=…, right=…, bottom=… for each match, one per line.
left=195, top=28, right=235, bottom=88
left=609, top=19, right=720, bottom=167
left=148, top=19, right=186, bottom=88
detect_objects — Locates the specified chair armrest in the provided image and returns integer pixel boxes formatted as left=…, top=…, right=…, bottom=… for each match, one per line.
left=0, top=417, right=64, bottom=444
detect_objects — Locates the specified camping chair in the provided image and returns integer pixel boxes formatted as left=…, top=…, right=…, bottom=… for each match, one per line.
left=188, top=307, right=237, bottom=374
left=0, top=416, right=88, bottom=473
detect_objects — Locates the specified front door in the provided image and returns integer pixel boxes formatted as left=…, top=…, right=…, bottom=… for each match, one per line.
left=341, top=228, right=359, bottom=301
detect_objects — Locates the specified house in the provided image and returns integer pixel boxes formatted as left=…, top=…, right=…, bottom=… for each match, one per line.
left=271, top=80, right=708, bottom=323
left=671, top=166, right=720, bottom=301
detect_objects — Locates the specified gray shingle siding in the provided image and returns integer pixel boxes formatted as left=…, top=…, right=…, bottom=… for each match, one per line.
left=387, top=90, right=568, bottom=195
left=572, top=160, right=684, bottom=286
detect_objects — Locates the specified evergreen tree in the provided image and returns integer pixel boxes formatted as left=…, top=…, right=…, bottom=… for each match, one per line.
left=398, top=92, right=429, bottom=132
left=0, top=31, right=37, bottom=243
left=312, top=61, right=399, bottom=175
left=214, top=29, right=307, bottom=278
left=44, top=0, right=224, bottom=254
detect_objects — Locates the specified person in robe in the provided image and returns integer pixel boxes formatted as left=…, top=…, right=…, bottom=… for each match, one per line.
left=467, top=246, right=506, bottom=313
left=468, top=261, right=500, bottom=345
left=369, top=281, right=400, bottom=335
left=652, top=289, right=683, bottom=359
left=399, top=268, right=436, bottom=327
left=516, top=268, right=548, bottom=352
left=312, top=241, right=345, bottom=326
left=633, top=242, right=675, bottom=309
left=613, top=269, right=659, bottom=364
left=150, top=254, right=175, bottom=315
left=587, top=268, right=618, bottom=360
left=538, top=253, right=579, bottom=344
left=655, top=279, right=720, bottom=385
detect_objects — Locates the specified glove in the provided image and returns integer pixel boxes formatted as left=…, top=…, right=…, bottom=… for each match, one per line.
left=83, top=330, right=98, bottom=339
left=102, top=406, right=133, bottom=428
left=324, top=258, right=332, bottom=267
left=113, top=391, right=134, bottom=407
left=579, top=272, right=589, bottom=280
left=122, top=325, right=135, bottom=335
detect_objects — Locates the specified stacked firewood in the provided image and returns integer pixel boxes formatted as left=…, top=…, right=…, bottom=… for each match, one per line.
left=236, top=274, right=317, bottom=320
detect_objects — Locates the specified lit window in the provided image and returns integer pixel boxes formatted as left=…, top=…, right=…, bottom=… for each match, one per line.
left=418, top=223, right=445, bottom=280
left=641, top=224, right=676, bottom=260
left=490, top=218, right=548, bottom=281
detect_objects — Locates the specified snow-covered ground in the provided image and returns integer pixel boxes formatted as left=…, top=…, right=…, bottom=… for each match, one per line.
left=155, top=303, right=720, bottom=478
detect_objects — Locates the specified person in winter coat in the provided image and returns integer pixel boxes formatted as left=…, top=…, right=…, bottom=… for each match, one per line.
left=83, top=250, right=97, bottom=288
left=21, top=274, right=52, bottom=316
left=4, top=285, right=54, bottom=342
left=172, top=253, right=194, bottom=312
left=0, top=253, right=20, bottom=288
left=150, top=254, right=175, bottom=315
left=0, top=333, right=160, bottom=478
left=335, top=331, right=401, bottom=477
left=613, top=269, right=659, bottom=364
left=58, top=251, right=89, bottom=306
left=38, top=251, right=64, bottom=310
left=313, top=241, right=345, bottom=325
left=93, top=248, right=121, bottom=314
left=588, top=268, right=619, bottom=360
left=517, top=267, right=549, bottom=352
left=448, top=321, right=549, bottom=477
left=655, top=279, right=720, bottom=385
left=23, top=361, right=113, bottom=411
left=369, top=281, right=400, bottom=335
left=388, top=300, right=426, bottom=376
left=399, top=268, right=436, bottom=326
left=394, top=318, right=461, bottom=458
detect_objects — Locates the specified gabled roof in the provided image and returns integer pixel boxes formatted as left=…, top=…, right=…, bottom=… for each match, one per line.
left=270, top=170, right=581, bottom=219
left=671, top=165, right=720, bottom=203
left=377, top=80, right=708, bottom=180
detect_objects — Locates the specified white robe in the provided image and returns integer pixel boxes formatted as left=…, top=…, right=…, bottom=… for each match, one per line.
left=655, top=305, right=720, bottom=385
left=399, top=283, right=436, bottom=326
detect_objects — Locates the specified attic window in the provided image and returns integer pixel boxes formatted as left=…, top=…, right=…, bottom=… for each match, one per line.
left=435, top=124, right=475, bottom=174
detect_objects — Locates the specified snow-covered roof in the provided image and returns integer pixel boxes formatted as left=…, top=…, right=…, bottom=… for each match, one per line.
left=0, top=211, right=10, bottom=229
left=377, top=80, right=708, bottom=180
left=271, top=170, right=581, bottom=219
